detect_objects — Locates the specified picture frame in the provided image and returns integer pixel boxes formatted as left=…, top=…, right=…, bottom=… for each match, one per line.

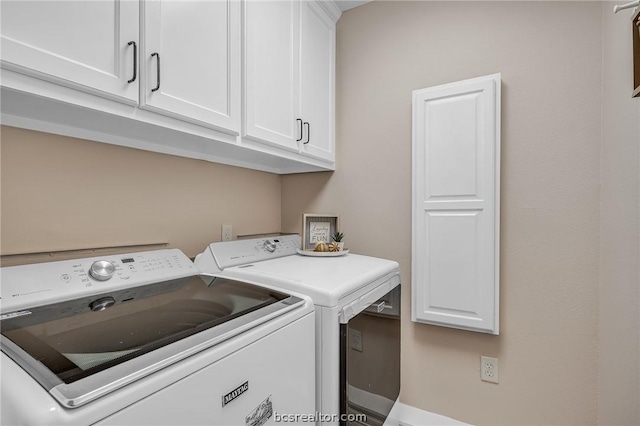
left=302, top=214, right=339, bottom=251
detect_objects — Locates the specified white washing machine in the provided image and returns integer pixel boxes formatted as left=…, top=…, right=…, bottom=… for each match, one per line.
left=195, top=235, right=401, bottom=426
left=0, top=249, right=315, bottom=425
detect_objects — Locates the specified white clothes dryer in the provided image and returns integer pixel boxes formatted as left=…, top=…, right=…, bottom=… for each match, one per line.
left=196, top=235, right=401, bottom=426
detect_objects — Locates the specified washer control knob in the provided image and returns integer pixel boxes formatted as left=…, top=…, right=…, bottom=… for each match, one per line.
left=89, top=260, right=116, bottom=281
left=89, top=297, right=115, bottom=312
left=263, top=239, right=277, bottom=253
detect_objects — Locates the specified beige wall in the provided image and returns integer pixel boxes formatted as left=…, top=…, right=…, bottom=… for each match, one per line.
left=598, top=4, right=640, bottom=425
left=0, top=126, right=282, bottom=260
left=1, top=2, right=637, bottom=425
left=283, top=2, right=604, bottom=424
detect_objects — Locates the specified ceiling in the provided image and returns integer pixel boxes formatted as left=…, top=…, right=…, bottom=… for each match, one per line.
left=335, top=0, right=373, bottom=12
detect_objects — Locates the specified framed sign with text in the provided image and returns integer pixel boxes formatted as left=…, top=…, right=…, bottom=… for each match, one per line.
left=302, top=214, right=339, bottom=250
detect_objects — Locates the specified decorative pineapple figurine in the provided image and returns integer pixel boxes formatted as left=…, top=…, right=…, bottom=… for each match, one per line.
left=331, top=232, right=345, bottom=251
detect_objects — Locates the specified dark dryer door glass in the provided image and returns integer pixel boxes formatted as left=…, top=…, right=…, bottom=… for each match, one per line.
left=341, top=285, right=401, bottom=426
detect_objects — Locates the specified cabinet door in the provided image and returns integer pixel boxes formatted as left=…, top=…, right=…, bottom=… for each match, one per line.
left=142, top=0, right=240, bottom=132
left=412, top=74, right=501, bottom=335
left=0, top=0, right=139, bottom=103
left=244, top=0, right=300, bottom=151
left=299, top=1, right=335, bottom=162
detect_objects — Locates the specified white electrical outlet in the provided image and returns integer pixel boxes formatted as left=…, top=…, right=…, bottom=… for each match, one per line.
left=222, top=225, right=233, bottom=241
left=350, top=329, right=363, bottom=352
left=481, top=356, right=499, bottom=384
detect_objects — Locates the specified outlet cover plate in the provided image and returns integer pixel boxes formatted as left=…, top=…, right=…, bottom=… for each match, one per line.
left=350, top=329, right=363, bottom=352
left=481, top=356, right=499, bottom=384
left=222, top=225, right=233, bottom=241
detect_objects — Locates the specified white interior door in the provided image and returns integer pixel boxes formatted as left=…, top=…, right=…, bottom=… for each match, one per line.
left=142, top=0, right=240, bottom=132
left=299, top=0, right=335, bottom=162
left=0, top=0, right=139, bottom=103
left=412, top=74, right=501, bottom=334
left=243, top=0, right=300, bottom=151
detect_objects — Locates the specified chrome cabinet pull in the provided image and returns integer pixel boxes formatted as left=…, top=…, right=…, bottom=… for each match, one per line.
left=127, top=41, right=137, bottom=83
left=296, top=118, right=303, bottom=142
left=151, top=52, right=160, bottom=92
left=303, top=121, right=310, bottom=144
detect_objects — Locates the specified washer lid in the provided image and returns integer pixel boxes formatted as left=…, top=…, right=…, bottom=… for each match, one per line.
left=1, top=274, right=305, bottom=408
left=220, top=253, right=400, bottom=307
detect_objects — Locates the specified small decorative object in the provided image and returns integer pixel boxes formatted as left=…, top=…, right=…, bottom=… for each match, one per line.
left=314, top=242, right=329, bottom=252
left=296, top=248, right=350, bottom=257
left=302, top=214, right=339, bottom=251
left=332, top=231, right=345, bottom=251
left=328, top=242, right=340, bottom=252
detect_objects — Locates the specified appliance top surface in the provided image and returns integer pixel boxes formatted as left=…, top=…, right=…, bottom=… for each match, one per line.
left=195, top=235, right=400, bottom=307
left=222, top=253, right=399, bottom=307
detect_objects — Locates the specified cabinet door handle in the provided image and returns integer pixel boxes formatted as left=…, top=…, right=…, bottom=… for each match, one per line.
left=303, top=122, right=310, bottom=144
left=127, top=41, right=137, bottom=83
left=296, top=118, right=303, bottom=142
left=151, top=52, right=160, bottom=92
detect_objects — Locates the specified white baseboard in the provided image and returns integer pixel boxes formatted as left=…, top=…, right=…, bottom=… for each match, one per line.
left=383, top=401, right=471, bottom=426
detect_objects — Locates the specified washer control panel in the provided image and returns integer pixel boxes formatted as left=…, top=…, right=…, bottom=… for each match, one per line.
left=198, top=235, right=301, bottom=271
left=1, top=249, right=196, bottom=313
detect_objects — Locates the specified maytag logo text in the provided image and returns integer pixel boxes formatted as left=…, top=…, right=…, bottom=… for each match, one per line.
left=222, top=381, right=249, bottom=407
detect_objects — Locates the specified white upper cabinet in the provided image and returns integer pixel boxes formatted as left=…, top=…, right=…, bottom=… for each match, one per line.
left=142, top=0, right=240, bottom=132
left=299, top=0, right=335, bottom=162
left=0, top=0, right=339, bottom=174
left=412, top=74, right=501, bottom=335
left=243, top=0, right=300, bottom=151
left=0, top=0, right=139, bottom=103
left=244, top=0, right=338, bottom=162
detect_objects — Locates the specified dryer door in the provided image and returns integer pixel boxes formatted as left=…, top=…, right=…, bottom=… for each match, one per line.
left=340, top=285, right=400, bottom=426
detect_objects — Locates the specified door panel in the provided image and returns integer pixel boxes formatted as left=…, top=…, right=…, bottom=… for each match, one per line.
left=142, top=0, right=240, bottom=132
left=299, top=1, right=334, bottom=162
left=244, top=0, right=300, bottom=151
left=0, top=0, right=139, bottom=103
left=412, top=74, right=500, bottom=334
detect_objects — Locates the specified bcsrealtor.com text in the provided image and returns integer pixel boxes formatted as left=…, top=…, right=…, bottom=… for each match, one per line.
left=274, top=412, right=367, bottom=423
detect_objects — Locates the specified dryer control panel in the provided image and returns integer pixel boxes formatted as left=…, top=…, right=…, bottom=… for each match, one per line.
left=195, top=235, right=301, bottom=272
left=0, top=249, right=196, bottom=313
